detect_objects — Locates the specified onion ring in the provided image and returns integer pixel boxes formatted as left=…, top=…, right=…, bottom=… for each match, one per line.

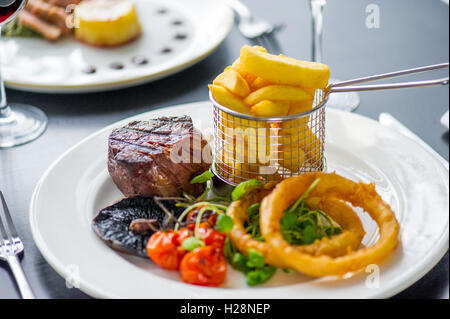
left=227, top=181, right=366, bottom=268
left=260, top=172, right=400, bottom=277
left=301, top=196, right=365, bottom=257
left=227, top=184, right=289, bottom=268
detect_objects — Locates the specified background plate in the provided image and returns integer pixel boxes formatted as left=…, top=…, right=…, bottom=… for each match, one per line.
left=1, top=0, right=234, bottom=93
left=30, top=102, right=449, bottom=298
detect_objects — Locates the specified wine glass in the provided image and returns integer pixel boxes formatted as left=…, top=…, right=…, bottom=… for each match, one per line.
left=0, top=0, right=47, bottom=148
left=309, top=0, right=360, bottom=111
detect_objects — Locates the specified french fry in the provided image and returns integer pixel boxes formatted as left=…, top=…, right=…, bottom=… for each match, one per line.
left=289, top=99, right=314, bottom=115
left=305, top=88, right=317, bottom=96
left=213, top=69, right=251, bottom=98
left=251, top=100, right=290, bottom=117
left=244, top=85, right=313, bottom=105
left=230, top=58, right=257, bottom=85
left=230, top=46, right=268, bottom=86
left=212, top=45, right=328, bottom=180
left=278, top=142, right=307, bottom=172
left=209, top=84, right=251, bottom=115
left=240, top=45, right=330, bottom=89
left=272, top=121, right=322, bottom=167
left=298, top=127, right=322, bottom=163
left=251, top=77, right=273, bottom=91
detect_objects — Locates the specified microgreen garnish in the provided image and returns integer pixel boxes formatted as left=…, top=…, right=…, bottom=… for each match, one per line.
left=190, top=171, right=214, bottom=202
left=182, top=237, right=205, bottom=251
left=246, top=249, right=265, bottom=268
left=286, top=178, right=321, bottom=214
left=281, top=178, right=342, bottom=245
left=216, top=214, right=234, bottom=233
left=244, top=203, right=264, bottom=241
left=231, top=179, right=262, bottom=201
left=190, top=171, right=214, bottom=184
left=194, top=206, right=210, bottom=238
left=174, top=202, right=228, bottom=231
left=224, top=237, right=277, bottom=286
left=245, top=266, right=277, bottom=287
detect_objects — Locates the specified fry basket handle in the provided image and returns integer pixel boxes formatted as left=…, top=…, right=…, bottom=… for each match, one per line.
left=328, top=62, right=449, bottom=93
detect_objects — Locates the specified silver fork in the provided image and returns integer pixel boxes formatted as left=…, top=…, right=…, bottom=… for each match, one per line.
left=0, top=191, right=35, bottom=299
left=223, top=0, right=282, bottom=53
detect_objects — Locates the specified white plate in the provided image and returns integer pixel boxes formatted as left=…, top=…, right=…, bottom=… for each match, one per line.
left=1, top=0, right=233, bottom=93
left=30, top=102, right=449, bottom=299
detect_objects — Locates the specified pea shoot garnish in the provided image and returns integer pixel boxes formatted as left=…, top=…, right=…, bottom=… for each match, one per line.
left=281, top=179, right=342, bottom=245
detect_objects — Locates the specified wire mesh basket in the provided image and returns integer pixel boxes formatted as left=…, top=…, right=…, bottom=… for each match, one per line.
left=211, top=90, right=328, bottom=186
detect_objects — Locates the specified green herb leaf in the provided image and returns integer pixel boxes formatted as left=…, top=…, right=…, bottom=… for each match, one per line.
left=182, top=237, right=204, bottom=251
left=286, top=178, right=321, bottom=214
left=216, top=214, right=234, bottom=233
left=224, top=235, right=235, bottom=262
left=232, top=253, right=251, bottom=273
left=245, top=266, right=277, bottom=286
left=246, top=249, right=266, bottom=268
left=303, top=225, right=317, bottom=244
left=280, top=212, right=297, bottom=229
left=231, top=179, right=262, bottom=201
left=244, top=203, right=264, bottom=241
left=280, top=178, right=343, bottom=246
left=224, top=235, right=277, bottom=286
left=247, top=203, right=260, bottom=217
left=190, top=171, right=214, bottom=184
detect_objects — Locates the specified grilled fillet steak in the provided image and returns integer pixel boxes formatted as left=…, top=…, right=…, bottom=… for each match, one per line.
left=108, top=116, right=211, bottom=197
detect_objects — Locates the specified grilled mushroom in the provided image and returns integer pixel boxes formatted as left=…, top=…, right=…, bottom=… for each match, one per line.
left=92, top=196, right=185, bottom=257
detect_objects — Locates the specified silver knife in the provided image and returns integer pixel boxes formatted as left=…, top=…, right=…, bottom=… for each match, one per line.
left=378, top=112, right=449, bottom=170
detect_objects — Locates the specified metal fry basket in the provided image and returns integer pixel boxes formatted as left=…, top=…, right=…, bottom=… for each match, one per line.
left=211, top=90, right=328, bottom=186
left=210, top=62, right=449, bottom=186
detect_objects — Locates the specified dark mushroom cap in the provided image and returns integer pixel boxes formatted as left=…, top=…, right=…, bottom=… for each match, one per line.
left=92, top=196, right=185, bottom=257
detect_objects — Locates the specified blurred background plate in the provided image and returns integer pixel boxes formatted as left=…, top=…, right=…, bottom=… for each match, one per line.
left=0, top=0, right=234, bottom=93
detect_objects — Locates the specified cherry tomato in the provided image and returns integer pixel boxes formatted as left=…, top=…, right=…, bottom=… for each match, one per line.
left=174, top=228, right=192, bottom=246
left=187, top=221, right=210, bottom=232
left=179, top=246, right=227, bottom=286
left=186, top=206, right=207, bottom=223
left=197, top=227, right=226, bottom=250
left=208, top=213, right=218, bottom=226
left=187, top=207, right=217, bottom=225
left=147, top=231, right=186, bottom=270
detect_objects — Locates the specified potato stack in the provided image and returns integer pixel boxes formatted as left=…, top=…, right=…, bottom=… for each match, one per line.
left=209, top=46, right=330, bottom=182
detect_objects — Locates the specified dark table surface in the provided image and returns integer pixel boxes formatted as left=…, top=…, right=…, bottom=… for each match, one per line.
left=0, top=0, right=448, bottom=299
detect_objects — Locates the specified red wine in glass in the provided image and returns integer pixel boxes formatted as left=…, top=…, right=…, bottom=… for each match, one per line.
left=0, top=0, right=24, bottom=23
left=0, top=0, right=48, bottom=148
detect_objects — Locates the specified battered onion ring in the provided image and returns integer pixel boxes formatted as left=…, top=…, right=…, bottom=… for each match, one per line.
left=302, top=196, right=365, bottom=257
left=260, top=172, right=400, bottom=277
left=228, top=184, right=289, bottom=268
left=227, top=182, right=366, bottom=268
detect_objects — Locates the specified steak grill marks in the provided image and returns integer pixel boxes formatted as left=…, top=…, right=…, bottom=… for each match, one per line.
left=108, top=116, right=210, bottom=197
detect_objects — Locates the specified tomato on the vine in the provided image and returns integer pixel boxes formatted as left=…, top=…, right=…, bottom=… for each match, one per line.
left=174, top=228, right=191, bottom=245
left=197, top=227, right=226, bottom=250
left=179, top=246, right=227, bottom=286
left=208, top=213, right=218, bottom=226
left=146, top=230, right=191, bottom=270
left=186, top=206, right=207, bottom=223
left=187, top=221, right=210, bottom=232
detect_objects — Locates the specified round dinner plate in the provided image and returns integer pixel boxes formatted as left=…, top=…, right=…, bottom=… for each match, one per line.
left=1, top=0, right=233, bottom=93
left=30, top=101, right=449, bottom=299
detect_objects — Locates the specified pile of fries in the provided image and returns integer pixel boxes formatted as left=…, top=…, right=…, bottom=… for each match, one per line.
left=210, top=46, right=330, bottom=183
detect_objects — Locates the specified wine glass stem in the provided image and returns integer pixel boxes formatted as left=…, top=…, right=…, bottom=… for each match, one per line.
left=309, top=0, right=326, bottom=63
left=0, top=29, right=11, bottom=119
